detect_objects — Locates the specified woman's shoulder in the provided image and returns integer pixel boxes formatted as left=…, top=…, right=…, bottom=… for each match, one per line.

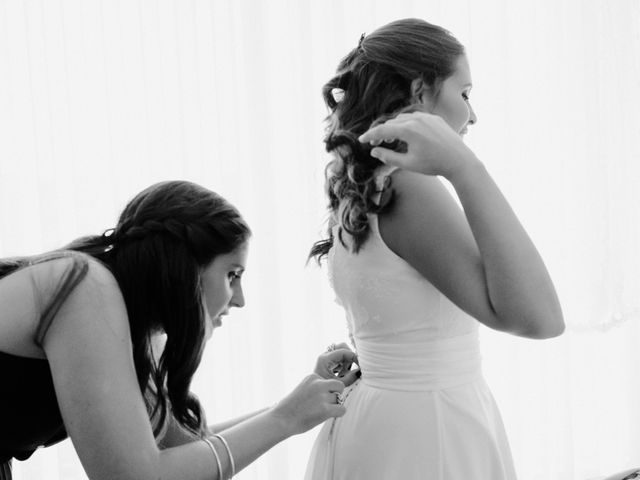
left=35, top=252, right=129, bottom=352
left=0, top=251, right=123, bottom=357
left=382, top=168, right=455, bottom=218
left=377, top=168, right=469, bottom=268
left=386, top=166, right=446, bottom=190
left=370, top=167, right=455, bottom=244
left=27, top=251, right=115, bottom=289
left=19, top=253, right=116, bottom=312
left=31, top=251, right=123, bottom=315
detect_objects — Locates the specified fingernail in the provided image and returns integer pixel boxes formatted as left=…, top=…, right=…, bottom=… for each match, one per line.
left=370, top=149, right=379, bottom=159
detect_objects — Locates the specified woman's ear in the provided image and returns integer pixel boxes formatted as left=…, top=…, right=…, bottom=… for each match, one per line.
left=410, top=77, right=434, bottom=108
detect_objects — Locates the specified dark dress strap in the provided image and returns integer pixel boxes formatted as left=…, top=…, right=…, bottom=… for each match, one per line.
left=32, top=253, right=90, bottom=347
left=0, top=460, right=11, bottom=480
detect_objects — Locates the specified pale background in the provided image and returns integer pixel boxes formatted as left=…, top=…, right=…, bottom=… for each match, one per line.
left=1, top=0, right=639, bottom=479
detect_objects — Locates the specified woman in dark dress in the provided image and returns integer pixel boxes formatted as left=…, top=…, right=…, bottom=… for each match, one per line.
left=0, top=180, right=358, bottom=480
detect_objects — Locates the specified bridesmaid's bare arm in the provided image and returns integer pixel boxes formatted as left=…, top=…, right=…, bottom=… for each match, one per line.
left=37, top=259, right=342, bottom=479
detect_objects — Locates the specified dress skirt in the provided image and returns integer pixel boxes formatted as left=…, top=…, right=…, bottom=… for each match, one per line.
left=305, top=333, right=517, bottom=480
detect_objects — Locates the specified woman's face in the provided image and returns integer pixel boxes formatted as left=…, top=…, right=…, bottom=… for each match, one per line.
left=423, top=54, right=477, bottom=136
left=201, top=242, right=248, bottom=340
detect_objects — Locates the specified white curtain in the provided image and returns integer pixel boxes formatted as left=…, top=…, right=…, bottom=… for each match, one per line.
left=1, top=1, right=639, bottom=479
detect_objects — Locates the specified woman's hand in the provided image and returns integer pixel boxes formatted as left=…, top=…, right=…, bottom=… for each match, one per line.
left=314, top=342, right=360, bottom=386
left=271, top=374, right=346, bottom=436
left=359, top=111, right=478, bottom=179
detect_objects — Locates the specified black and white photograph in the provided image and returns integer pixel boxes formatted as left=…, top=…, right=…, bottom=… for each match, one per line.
left=1, top=1, right=639, bottom=479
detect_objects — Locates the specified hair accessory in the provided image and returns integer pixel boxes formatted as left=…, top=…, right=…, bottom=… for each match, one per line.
left=357, top=32, right=366, bottom=51
left=331, top=88, right=345, bottom=104
left=202, top=437, right=225, bottom=479
left=101, top=228, right=117, bottom=252
left=212, top=433, right=235, bottom=477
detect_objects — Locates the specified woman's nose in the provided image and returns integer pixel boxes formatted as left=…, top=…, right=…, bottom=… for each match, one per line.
left=468, top=103, right=478, bottom=125
left=231, top=285, right=245, bottom=308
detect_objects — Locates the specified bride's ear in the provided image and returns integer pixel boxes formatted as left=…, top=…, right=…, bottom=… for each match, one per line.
left=410, top=77, right=435, bottom=109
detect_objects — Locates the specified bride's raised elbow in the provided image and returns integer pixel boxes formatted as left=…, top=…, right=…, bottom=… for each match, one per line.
left=490, top=309, right=565, bottom=339
left=524, top=321, right=565, bottom=339
left=515, top=313, right=565, bottom=339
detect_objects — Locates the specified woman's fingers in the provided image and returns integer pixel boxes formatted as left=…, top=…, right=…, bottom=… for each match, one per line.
left=327, top=349, right=358, bottom=376
left=369, top=146, right=405, bottom=166
left=360, top=111, right=434, bottom=144
left=325, top=378, right=345, bottom=394
left=277, top=374, right=349, bottom=433
left=328, top=405, right=347, bottom=417
left=361, top=111, right=470, bottom=177
left=359, top=123, right=410, bottom=145
left=315, top=345, right=359, bottom=380
left=325, top=348, right=358, bottom=366
left=325, top=347, right=361, bottom=386
left=324, top=379, right=346, bottom=407
left=339, top=368, right=361, bottom=387
left=323, top=378, right=353, bottom=415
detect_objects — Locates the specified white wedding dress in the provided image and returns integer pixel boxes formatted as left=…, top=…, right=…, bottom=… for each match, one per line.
left=305, top=166, right=517, bottom=480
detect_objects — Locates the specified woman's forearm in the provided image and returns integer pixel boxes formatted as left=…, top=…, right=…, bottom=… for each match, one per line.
left=448, top=158, right=564, bottom=338
left=209, top=406, right=269, bottom=434
left=159, top=407, right=292, bottom=479
left=159, top=407, right=277, bottom=449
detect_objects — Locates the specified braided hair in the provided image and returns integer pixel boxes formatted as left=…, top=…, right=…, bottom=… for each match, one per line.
left=309, top=18, right=464, bottom=261
left=65, top=180, right=251, bottom=438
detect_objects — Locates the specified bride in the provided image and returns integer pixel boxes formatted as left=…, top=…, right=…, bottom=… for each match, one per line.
left=306, top=18, right=564, bottom=479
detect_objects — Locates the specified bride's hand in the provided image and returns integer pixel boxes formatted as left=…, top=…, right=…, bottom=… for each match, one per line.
left=359, top=111, right=477, bottom=179
left=314, top=342, right=360, bottom=387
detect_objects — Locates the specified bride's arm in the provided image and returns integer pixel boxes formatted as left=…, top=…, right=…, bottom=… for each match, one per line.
left=363, top=113, right=564, bottom=339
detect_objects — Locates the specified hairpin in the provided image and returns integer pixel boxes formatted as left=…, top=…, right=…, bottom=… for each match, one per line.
left=358, top=33, right=366, bottom=52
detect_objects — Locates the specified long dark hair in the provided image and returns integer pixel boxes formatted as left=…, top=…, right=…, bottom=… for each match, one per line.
left=309, top=18, right=464, bottom=261
left=26, top=181, right=249, bottom=437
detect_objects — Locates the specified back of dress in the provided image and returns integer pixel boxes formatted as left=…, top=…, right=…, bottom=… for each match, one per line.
left=329, top=212, right=478, bottom=340
left=305, top=165, right=517, bottom=480
left=329, top=165, right=480, bottom=392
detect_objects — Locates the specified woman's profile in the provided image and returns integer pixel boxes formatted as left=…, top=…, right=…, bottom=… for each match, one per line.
left=306, top=18, right=564, bottom=479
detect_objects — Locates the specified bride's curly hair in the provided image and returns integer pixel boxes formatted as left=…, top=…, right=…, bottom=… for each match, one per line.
left=309, top=18, right=464, bottom=262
